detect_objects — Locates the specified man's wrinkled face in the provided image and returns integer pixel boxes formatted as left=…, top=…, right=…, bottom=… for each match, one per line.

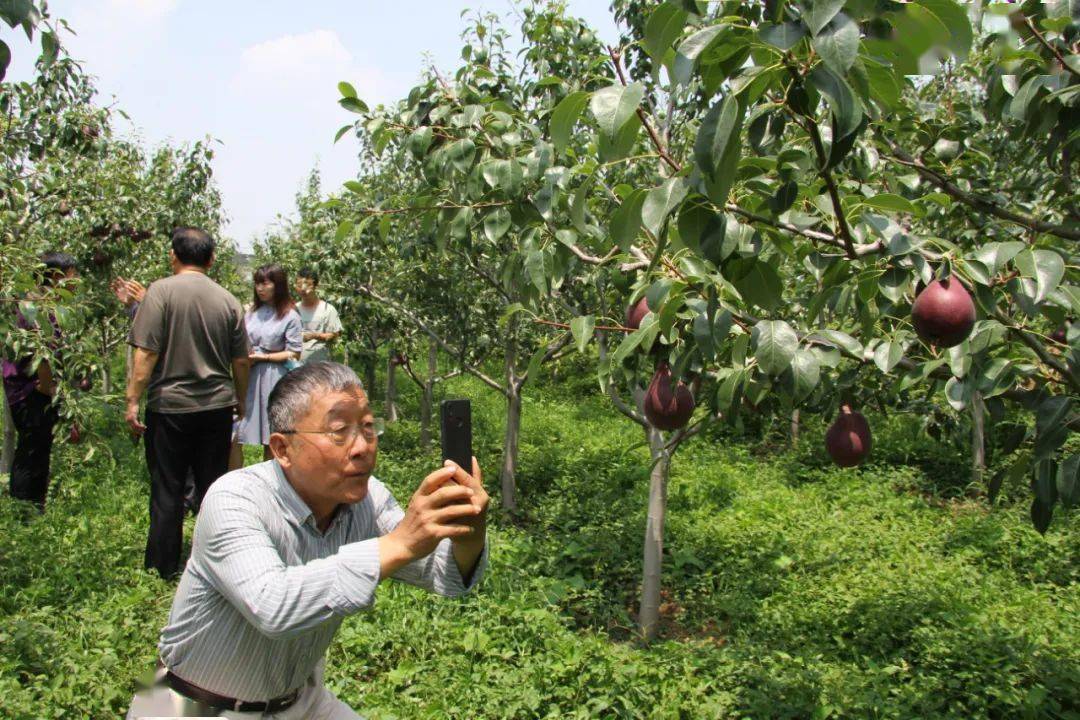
left=276, top=387, right=377, bottom=507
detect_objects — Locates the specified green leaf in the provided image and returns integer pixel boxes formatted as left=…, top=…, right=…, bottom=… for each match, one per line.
left=861, top=193, right=917, bottom=215
left=570, top=316, right=595, bottom=353
left=973, top=241, right=1024, bottom=275
left=589, top=83, right=645, bottom=143
left=644, top=2, right=689, bottom=61
left=732, top=261, right=783, bottom=312
left=550, top=91, right=590, bottom=154
left=0, top=40, right=10, bottom=82
left=752, top=320, right=799, bottom=376
left=808, top=329, right=862, bottom=357
left=1058, top=454, right=1080, bottom=509
left=483, top=207, right=512, bottom=242
left=801, top=0, right=845, bottom=35
left=525, top=249, right=550, bottom=296
left=879, top=267, right=911, bottom=304
left=759, top=22, right=806, bottom=51
left=945, top=376, right=970, bottom=410
left=642, top=177, right=690, bottom=236
left=39, top=29, right=57, bottom=66
left=499, top=303, right=527, bottom=328
left=1035, top=395, right=1072, bottom=460
left=873, top=340, right=903, bottom=373
left=610, top=189, right=647, bottom=250
left=1014, top=249, right=1065, bottom=305
left=445, top=139, right=477, bottom=173
left=525, top=345, right=547, bottom=384
left=785, top=348, right=821, bottom=403
left=571, top=181, right=590, bottom=234
left=334, top=220, right=354, bottom=243
left=333, top=124, right=353, bottom=144
left=1033, top=459, right=1058, bottom=510
left=808, top=65, right=863, bottom=141
left=1030, top=496, right=1053, bottom=535
left=611, top=317, right=659, bottom=368
left=863, top=58, right=901, bottom=110
left=812, top=12, right=858, bottom=75
left=407, top=126, right=434, bottom=158
left=694, top=94, right=742, bottom=180
left=975, top=358, right=1015, bottom=398
left=338, top=81, right=358, bottom=99
left=339, top=96, right=369, bottom=114
left=481, top=159, right=524, bottom=196
left=917, top=0, right=972, bottom=60
left=0, top=0, right=33, bottom=28
left=673, top=23, right=728, bottom=86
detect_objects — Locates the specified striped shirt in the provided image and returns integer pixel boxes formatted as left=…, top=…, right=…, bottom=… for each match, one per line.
left=158, top=460, right=487, bottom=702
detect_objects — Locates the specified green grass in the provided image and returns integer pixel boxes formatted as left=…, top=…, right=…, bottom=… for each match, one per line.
left=0, top=367, right=1077, bottom=719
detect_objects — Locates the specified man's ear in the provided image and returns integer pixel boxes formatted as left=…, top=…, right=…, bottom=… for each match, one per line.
left=269, top=433, right=291, bottom=467
left=206, top=251, right=215, bottom=270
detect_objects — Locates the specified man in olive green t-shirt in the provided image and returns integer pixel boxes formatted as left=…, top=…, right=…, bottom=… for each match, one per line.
left=126, top=227, right=250, bottom=579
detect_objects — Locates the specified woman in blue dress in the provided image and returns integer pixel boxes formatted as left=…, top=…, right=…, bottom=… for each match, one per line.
left=230, top=264, right=302, bottom=468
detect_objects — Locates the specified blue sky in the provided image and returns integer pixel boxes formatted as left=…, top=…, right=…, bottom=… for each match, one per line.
left=7, top=0, right=619, bottom=250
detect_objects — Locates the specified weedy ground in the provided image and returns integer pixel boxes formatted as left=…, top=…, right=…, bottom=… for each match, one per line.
left=1, top=362, right=1076, bottom=719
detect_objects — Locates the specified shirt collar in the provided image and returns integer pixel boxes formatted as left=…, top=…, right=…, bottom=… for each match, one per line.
left=270, top=460, right=347, bottom=533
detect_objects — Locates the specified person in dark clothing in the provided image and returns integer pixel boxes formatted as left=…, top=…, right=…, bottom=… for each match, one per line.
left=125, top=228, right=250, bottom=579
left=2, top=252, right=78, bottom=511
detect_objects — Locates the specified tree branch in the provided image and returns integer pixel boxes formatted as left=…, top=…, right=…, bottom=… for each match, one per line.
left=996, top=311, right=1080, bottom=395
left=607, top=46, right=682, bottom=174
left=358, top=284, right=506, bottom=395
left=884, top=140, right=1080, bottom=241
left=1020, top=13, right=1080, bottom=81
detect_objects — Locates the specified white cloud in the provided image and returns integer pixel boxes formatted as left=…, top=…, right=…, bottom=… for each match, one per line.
left=223, top=29, right=407, bottom=247
left=234, top=29, right=389, bottom=103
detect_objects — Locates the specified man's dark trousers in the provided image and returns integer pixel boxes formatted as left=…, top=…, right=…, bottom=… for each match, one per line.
left=143, top=407, right=232, bottom=579
left=9, top=390, right=59, bottom=509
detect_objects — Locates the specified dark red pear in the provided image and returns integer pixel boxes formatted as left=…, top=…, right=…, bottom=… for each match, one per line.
left=825, top=404, right=872, bottom=468
left=67, top=425, right=82, bottom=444
left=77, top=376, right=92, bottom=392
left=625, top=296, right=651, bottom=330
left=911, top=277, right=976, bottom=348
left=57, top=200, right=72, bottom=217
left=92, top=250, right=111, bottom=267
left=643, top=362, right=695, bottom=431
left=1051, top=324, right=1069, bottom=344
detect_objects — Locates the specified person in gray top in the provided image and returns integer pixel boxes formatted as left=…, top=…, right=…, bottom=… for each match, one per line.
left=126, top=227, right=251, bottom=580
left=295, top=267, right=343, bottom=364
left=124, top=361, right=488, bottom=719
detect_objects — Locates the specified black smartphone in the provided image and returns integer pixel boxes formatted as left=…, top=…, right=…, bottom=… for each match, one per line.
left=440, top=399, right=473, bottom=473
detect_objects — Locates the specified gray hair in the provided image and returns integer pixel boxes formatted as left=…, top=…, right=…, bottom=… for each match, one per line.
left=267, top=361, right=366, bottom=433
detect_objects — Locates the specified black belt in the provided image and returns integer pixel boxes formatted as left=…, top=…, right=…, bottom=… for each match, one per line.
left=164, top=669, right=301, bottom=714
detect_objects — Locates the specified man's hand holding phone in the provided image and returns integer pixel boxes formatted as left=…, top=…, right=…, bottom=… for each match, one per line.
left=378, top=461, right=486, bottom=577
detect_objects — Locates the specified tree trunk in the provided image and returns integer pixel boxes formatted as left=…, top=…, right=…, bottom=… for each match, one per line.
left=971, top=391, right=986, bottom=486
left=638, top=424, right=670, bottom=641
left=969, top=0, right=985, bottom=30
left=363, top=355, right=377, bottom=402
left=790, top=408, right=800, bottom=447
left=499, top=332, right=519, bottom=512
left=102, top=365, right=113, bottom=395
left=385, top=352, right=399, bottom=423
left=419, top=338, right=437, bottom=451
left=500, top=387, right=521, bottom=512
left=1, top=390, right=15, bottom=475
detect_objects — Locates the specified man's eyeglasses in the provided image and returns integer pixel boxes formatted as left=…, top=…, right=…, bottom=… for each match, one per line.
left=280, top=418, right=385, bottom=446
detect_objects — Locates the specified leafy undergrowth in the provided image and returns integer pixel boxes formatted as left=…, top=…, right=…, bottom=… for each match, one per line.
left=0, top=374, right=1077, bottom=719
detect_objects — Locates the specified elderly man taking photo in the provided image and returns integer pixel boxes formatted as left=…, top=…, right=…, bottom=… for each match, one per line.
left=126, top=361, right=489, bottom=719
